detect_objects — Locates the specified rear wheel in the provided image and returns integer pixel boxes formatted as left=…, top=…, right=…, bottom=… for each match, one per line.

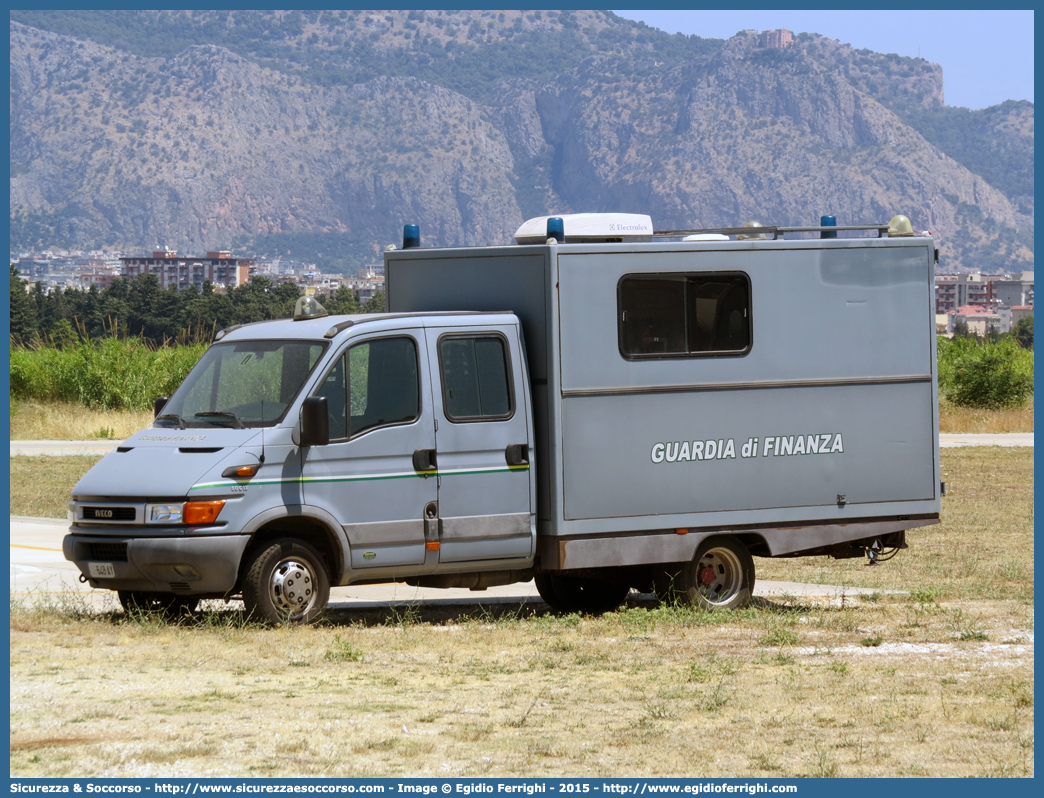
left=242, top=538, right=330, bottom=625
left=118, top=591, right=199, bottom=619
left=535, top=574, right=630, bottom=615
left=660, top=536, right=754, bottom=611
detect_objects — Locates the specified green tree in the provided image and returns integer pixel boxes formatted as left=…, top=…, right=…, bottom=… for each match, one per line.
left=362, top=290, right=385, bottom=313
left=320, top=284, right=362, bottom=315
left=9, top=265, right=38, bottom=345
left=1012, top=316, right=1034, bottom=350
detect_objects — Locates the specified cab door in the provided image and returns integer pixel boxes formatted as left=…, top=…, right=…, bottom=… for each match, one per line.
left=425, top=324, right=534, bottom=564
left=303, top=330, right=437, bottom=571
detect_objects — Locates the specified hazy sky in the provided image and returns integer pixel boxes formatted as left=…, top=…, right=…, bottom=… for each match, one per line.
left=613, top=10, right=1034, bottom=110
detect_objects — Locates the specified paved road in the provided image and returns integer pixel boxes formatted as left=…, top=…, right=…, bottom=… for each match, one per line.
left=938, top=433, right=1034, bottom=447
left=11, top=516, right=893, bottom=613
left=12, top=433, right=1033, bottom=457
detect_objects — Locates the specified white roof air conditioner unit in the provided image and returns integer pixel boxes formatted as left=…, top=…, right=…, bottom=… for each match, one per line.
left=514, top=213, right=654, bottom=244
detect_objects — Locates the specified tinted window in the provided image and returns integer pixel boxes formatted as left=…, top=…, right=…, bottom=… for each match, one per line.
left=439, top=335, right=512, bottom=421
left=317, top=337, right=419, bottom=440
left=619, top=273, right=750, bottom=357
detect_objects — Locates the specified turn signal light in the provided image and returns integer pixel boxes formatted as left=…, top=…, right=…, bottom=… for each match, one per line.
left=183, top=501, right=226, bottom=525
left=221, top=464, right=258, bottom=479
left=425, top=541, right=441, bottom=551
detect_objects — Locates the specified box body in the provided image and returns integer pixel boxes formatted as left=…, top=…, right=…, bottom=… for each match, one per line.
left=386, top=236, right=941, bottom=567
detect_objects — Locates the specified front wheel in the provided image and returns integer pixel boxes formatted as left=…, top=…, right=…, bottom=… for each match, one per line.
left=535, top=574, right=630, bottom=615
left=242, top=538, right=330, bottom=625
left=661, top=536, right=755, bottom=611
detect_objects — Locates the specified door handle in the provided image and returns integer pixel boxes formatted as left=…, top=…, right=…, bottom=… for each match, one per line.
left=413, top=449, right=437, bottom=473
left=505, top=443, right=529, bottom=466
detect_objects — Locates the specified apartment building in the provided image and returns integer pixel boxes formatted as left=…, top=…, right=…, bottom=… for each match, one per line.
left=120, top=249, right=255, bottom=290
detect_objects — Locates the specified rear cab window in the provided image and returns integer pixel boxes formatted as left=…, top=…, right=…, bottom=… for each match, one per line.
left=438, top=334, right=514, bottom=421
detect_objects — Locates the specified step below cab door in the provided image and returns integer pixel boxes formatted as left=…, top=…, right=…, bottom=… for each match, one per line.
left=303, top=330, right=437, bottom=571
left=426, top=324, right=534, bottom=564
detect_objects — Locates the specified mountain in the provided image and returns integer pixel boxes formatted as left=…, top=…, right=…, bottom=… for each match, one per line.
left=9, top=10, right=1033, bottom=273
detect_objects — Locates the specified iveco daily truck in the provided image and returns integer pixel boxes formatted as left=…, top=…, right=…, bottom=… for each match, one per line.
left=64, top=213, right=943, bottom=624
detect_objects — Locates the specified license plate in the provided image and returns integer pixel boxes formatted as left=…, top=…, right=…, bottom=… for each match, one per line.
left=88, top=562, right=116, bottom=579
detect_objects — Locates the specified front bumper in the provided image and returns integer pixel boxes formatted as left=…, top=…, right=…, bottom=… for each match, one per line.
left=63, top=533, right=251, bottom=595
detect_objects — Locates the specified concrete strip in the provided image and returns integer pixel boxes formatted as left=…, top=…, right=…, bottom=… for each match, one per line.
left=11, top=516, right=900, bottom=612
left=939, top=433, right=1033, bottom=447
left=11, top=440, right=120, bottom=457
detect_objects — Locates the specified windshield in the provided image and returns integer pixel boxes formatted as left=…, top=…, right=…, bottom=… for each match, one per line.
left=155, top=339, right=328, bottom=429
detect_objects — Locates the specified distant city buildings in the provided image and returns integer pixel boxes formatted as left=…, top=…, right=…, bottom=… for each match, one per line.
left=12, top=247, right=384, bottom=300
left=935, top=271, right=1034, bottom=335
left=120, top=249, right=255, bottom=290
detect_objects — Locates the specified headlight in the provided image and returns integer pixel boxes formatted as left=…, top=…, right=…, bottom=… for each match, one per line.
left=149, top=504, right=183, bottom=523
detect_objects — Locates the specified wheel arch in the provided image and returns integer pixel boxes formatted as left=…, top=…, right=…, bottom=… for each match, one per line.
left=730, top=532, right=770, bottom=558
left=240, top=505, right=349, bottom=585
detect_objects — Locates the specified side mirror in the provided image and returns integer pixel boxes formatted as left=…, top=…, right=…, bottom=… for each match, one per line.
left=300, top=396, right=330, bottom=447
left=154, top=396, right=168, bottom=418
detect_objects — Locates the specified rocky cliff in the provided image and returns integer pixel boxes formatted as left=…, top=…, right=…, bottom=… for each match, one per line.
left=9, top=12, right=1034, bottom=272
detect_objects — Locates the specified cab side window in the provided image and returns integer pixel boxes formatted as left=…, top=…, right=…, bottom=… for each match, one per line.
left=439, top=335, right=513, bottom=421
left=318, top=337, right=420, bottom=440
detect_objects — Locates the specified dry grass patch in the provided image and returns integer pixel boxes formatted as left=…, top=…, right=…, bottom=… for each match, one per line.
left=10, top=399, right=153, bottom=441
left=9, top=596, right=1033, bottom=778
left=758, top=447, right=1033, bottom=601
left=938, top=399, right=1033, bottom=433
left=10, top=455, right=105, bottom=519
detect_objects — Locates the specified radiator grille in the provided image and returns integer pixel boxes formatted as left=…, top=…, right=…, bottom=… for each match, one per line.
left=88, top=542, right=128, bottom=562
left=83, top=506, right=136, bottom=521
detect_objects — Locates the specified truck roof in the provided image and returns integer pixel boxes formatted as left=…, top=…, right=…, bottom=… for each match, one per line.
left=214, top=310, right=517, bottom=343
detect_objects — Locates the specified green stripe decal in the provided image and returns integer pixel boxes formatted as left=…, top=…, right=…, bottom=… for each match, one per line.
left=190, top=464, right=529, bottom=491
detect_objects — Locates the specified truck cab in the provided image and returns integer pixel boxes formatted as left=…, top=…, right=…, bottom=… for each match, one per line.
left=65, top=309, right=536, bottom=624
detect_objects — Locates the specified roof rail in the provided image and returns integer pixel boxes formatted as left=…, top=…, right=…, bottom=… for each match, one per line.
left=654, top=224, right=890, bottom=239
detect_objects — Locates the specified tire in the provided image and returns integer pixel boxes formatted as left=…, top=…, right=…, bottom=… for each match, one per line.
left=118, top=591, right=199, bottom=619
left=535, top=573, right=630, bottom=615
left=666, top=536, right=755, bottom=611
left=242, top=538, right=330, bottom=625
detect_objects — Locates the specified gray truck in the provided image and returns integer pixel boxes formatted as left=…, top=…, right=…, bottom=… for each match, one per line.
left=64, top=213, right=943, bottom=624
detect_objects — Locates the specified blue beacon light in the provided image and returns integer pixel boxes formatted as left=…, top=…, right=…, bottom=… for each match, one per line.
left=403, top=224, right=420, bottom=249
left=820, top=215, right=837, bottom=239
left=546, top=217, right=564, bottom=243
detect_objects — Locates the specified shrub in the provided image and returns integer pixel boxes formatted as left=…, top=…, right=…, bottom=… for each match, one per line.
left=10, top=338, right=207, bottom=411
left=939, top=336, right=1034, bottom=409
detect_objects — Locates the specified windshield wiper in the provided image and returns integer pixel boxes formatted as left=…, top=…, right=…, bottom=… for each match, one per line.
left=192, top=411, right=244, bottom=429
left=155, top=414, right=186, bottom=429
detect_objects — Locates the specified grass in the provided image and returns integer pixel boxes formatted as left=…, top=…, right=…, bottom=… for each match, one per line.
left=757, top=447, right=1034, bottom=602
left=8, top=593, right=1034, bottom=778
left=938, top=398, right=1034, bottom=433
left=11, top=400, right=154, bottom=441
left=8, top=444, right=1034, bottom=777
left=10, top=455, right=105, bottom=518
